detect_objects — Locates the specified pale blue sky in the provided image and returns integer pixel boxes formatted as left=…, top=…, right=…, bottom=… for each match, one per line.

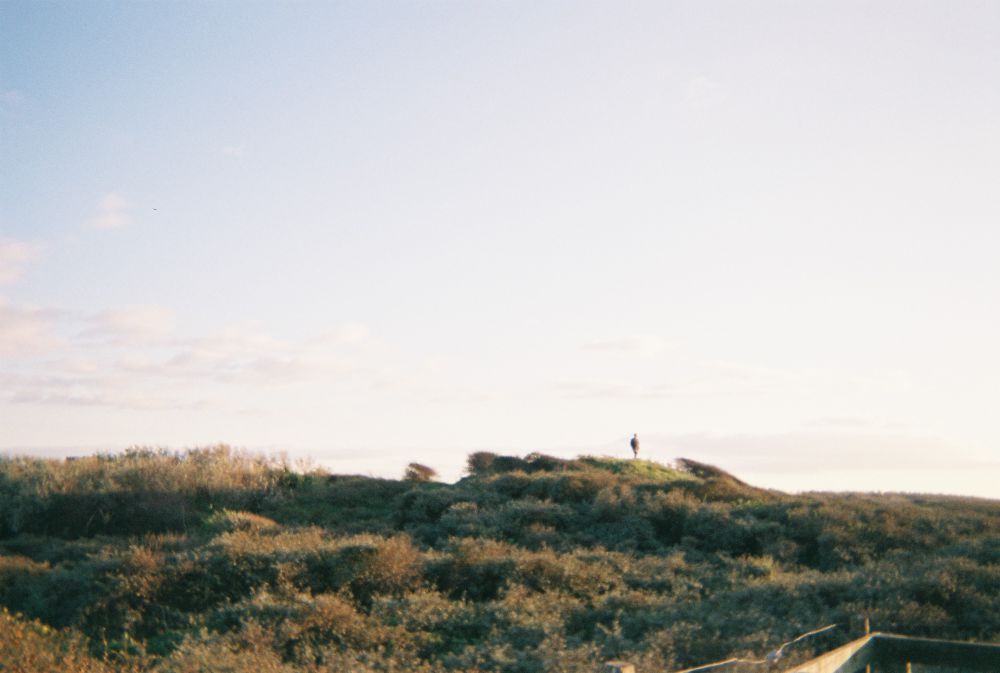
left=2, top=2, right=1000, bottom=496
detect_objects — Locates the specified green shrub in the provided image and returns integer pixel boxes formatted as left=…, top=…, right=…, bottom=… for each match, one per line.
left=341, top=535, right=425, bottom=603
left=372, top=589, right=494, bottom=657
left=204, top=510, right=280, bottom=535
left=0, top=554, right=51, bottom=620
left=514, top=550, right=623, bottom=597
left=429, top=539, right=518, bottom=601
left=523, top=453, right=571, bottom=472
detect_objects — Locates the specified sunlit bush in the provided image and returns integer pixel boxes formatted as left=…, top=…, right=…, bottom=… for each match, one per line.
left=0, top=607, right=113, bottom=673
left=158, top=622, right=294, bottom=673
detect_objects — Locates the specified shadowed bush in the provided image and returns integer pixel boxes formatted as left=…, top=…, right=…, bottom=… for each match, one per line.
left=429, top=539, right=519, bottom=601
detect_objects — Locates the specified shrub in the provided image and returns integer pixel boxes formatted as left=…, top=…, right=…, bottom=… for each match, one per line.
left=514, top=550, right=623, bottom=597
left=0, top=446, right=293, bottom=539
left=371, top=590, right=493, bottom=657
left=0, top=607, right=112, bottom=673
left=429, top=539, right=518, bottom=601
left=0, top=554, right=50, bottom=618
left=395, top=488, right=468, bottom=530
left=292, top=533, right=424, bottom=603
left=466, top=451, right=497, bottom=475
left=158, top=622, right=294, bottom=673
left=404, top=463, right=439, bottom=483
left=526, top=473, right=617, bottom=504
left=276, top=593, right=405, bottom=659
left=524, top=453, right=570, bottom=472
left=204, top=510, right=280, bottom=535
left=342, top=535, right=425, bottom=602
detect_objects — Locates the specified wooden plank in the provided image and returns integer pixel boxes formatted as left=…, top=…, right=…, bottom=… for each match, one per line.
left=780, top=635, right=876, bottom=673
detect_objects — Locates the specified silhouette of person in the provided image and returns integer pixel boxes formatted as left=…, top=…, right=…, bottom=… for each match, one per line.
left=630, top=433, right=639, bottom=459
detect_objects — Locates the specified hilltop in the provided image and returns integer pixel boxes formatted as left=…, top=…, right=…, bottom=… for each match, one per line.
left=1, top=446, right=999, bottom=673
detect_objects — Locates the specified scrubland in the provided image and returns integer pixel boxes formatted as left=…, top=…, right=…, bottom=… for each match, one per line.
left=1, top=446, right=999, bottom=672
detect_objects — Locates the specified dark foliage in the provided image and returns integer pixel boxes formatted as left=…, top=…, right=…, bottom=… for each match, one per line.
left=1, top=447, right=999, bottom=673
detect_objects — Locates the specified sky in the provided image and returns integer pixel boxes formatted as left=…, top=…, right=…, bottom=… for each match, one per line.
left=2, top=1, right=999, bottom=496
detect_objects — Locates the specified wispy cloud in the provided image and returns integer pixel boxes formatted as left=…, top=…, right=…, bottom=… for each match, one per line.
left=90, top=192, right=131, bottom=229
left=0, top=361, right=214, bottom=411
left=82, top=305, right=176, bottom=342
left=310, top=323, right=370, bottom=345
left=0, top=299, right=62, bottom=355
left=582, top=334, right=673, bottom=357
left=8, top=387, right=213, bottom=411
left=1, top=303, right=385, bottom=413
left=144, top=323, right=376, bottom=385
left=0, top=239, right=40, bottom=284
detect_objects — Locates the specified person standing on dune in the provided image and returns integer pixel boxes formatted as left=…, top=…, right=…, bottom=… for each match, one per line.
left=630, top=433, right=639, bottom=459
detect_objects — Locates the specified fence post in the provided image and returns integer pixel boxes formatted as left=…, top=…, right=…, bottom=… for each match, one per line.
left=865, top=616, right=872, bottom=673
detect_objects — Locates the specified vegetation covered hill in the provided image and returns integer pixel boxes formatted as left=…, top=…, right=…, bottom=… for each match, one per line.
left=1, top=446, right=999, bottom=673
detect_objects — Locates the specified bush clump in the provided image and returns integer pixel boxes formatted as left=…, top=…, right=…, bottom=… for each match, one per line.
left=404, top=463, right=439, bottom=483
